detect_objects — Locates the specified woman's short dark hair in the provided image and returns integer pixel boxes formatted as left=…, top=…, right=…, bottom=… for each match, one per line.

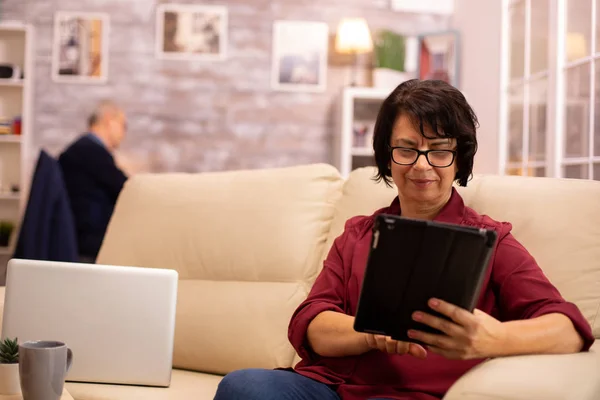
left=372, top=79, right=479, bottom=187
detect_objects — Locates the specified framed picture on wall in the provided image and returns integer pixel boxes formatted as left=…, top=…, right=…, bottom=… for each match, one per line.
left=271, top=21, right=329, bottom=93
left=155, top=4, right=228, bottom=61
left=416, top=30, right=460, bottom=88
left=51, top=11, right=110, bottom=84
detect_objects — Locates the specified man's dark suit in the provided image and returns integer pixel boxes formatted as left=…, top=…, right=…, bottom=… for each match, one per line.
left=58, top=133, right=127, bottom=261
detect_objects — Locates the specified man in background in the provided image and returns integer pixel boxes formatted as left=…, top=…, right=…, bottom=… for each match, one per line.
left=59, top=100, right=128, bottom=263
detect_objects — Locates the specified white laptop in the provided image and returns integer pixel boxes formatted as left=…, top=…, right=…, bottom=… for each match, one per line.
left=1, top=259, right=178, bottom=387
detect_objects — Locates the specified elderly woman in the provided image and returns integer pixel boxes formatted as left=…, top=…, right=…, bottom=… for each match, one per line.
left=214, top=80, right=595, bottom=400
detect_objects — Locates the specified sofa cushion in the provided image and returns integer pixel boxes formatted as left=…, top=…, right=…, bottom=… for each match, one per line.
left=172, top=280, right=307, bottom=374
left=455, top=174, right=600, bottom=338
left=97, top=163, right=343, bottom=282
left=65, top=369, right=221, bottom=400
left=96, top=164, right=344, bottom=373
left=331, top=167, right=600, bottom=337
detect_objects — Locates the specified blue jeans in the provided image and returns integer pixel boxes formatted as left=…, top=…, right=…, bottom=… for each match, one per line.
left=213, top=368, right=393, bottom=400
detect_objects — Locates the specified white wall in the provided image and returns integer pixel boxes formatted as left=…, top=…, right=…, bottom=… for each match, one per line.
left=452, top=0, right=503, bottom=175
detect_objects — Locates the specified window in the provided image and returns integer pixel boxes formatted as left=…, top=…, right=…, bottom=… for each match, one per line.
left=501, top=0, right=600, bottom=180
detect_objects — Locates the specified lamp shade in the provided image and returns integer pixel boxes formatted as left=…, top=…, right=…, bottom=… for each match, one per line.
left=335, top=18, right=373, bottom=54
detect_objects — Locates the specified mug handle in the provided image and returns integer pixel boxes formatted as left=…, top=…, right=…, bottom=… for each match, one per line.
left=66, top=348, right=73, bottom=373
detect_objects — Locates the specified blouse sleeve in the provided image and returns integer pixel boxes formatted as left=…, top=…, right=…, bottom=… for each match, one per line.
left=492, top=232, right=595, bottom=351
left=287, top=220, right=356, bottom=361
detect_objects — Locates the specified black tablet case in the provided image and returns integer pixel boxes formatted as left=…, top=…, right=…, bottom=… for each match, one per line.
left=354, top=214, right=498, bottom=343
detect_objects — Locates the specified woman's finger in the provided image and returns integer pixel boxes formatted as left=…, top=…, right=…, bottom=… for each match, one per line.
left=407, top=343, right=428, bottom=359
left=395, top=339, right=409, bottom=354
left=428, top=298, right=475, bottom=328
left=374, top=335, right=387, bottom=352
left=384, top=336, right=397, bottom=353
left=407, top=329, right=458, bottom=351
left=365, top=334, right=377, bottom=349
left=413, top=311, right=465, bottom=337
left=368, top=335, right=428, bottom=358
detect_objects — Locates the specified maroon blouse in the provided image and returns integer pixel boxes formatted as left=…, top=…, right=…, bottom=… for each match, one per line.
left=288, top=188, right=595, bottom=400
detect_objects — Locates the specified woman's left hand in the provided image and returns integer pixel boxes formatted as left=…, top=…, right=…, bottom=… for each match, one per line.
left=407, top=298, right=507, bottom=360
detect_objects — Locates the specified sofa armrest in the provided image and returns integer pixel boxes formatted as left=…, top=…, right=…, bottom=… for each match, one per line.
left=444, top=342, right=600, bottom=400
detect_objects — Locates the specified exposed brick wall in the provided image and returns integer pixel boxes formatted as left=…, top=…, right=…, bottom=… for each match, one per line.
left=3, top=0, right=449, bottom=174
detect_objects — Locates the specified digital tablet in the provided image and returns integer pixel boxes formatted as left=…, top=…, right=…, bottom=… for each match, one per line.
left=353, top=214, right=498, bottom=343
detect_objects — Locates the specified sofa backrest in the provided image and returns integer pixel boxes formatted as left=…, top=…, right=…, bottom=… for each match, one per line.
left=96, top=163, right=343, bottom=375
left=328, top=167, right=600, bottom=338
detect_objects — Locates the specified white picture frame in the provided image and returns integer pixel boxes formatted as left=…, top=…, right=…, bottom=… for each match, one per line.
left=52, top=11, right=110, bottom=84
left=271, top=21, right=329, bottom=93
left=155, top=4, right=228, bottom=61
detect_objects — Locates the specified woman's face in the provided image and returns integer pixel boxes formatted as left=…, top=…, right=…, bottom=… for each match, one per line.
left=389, top=113, right=458, bottom=206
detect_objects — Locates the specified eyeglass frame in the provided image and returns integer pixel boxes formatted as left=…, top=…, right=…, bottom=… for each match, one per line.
left=388, top=146, right=457, bottom=168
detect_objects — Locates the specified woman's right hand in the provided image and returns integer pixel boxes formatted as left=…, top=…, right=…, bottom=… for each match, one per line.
left=365, top=334, right=428, bottom=359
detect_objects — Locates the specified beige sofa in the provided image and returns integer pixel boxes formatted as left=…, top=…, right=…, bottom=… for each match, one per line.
left=21, top=163, right=600, bottom=399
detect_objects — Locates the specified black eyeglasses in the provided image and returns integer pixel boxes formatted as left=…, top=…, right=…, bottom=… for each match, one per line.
left=389, top=146, right=456, bottom=168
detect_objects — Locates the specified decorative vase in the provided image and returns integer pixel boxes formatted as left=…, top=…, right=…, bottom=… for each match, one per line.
left=372, top=68, right=414, bottom=90
left=0, top=363, right=20, bottom=395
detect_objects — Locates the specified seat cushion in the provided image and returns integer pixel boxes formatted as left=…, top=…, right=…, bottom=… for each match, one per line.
left=66, top=369, right=222, bottom=400
left=172, top=279, right=307, bottom=374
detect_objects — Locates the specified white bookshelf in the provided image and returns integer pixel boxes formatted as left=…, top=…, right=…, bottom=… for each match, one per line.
left=0, top=79, right=24, bottom=88
left=0, top=135, right=21, bottom=144
left=0, top=23, right=34, bottom=260
left=335, top=87, right=391, bottom=178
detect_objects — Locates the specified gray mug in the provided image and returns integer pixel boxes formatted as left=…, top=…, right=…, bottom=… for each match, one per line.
left=19, top=341, right=73, bottom=400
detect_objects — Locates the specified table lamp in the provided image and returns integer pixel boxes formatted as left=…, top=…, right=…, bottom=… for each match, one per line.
left=335, top=17, right=373, bottom=86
